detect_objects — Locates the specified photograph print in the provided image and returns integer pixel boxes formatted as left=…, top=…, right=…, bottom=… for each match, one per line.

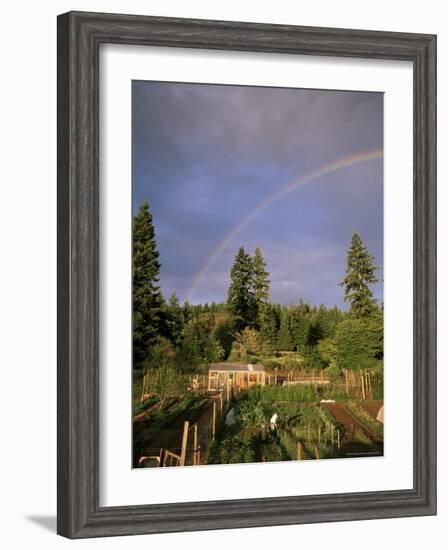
left=132, top=81, right=384, bottom=469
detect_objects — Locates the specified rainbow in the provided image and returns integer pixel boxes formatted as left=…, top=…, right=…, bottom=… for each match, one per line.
left=186, top=149, right=383, bottom=301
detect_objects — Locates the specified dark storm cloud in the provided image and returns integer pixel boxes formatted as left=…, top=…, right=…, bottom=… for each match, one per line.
left=133, top=81, right=383, bottom=307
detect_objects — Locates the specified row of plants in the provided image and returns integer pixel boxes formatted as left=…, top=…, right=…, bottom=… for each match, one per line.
left=245, top=382, right=352, bottom=404
left=207, top=432, right=257, bottom=464
left=133, top=395, right=160, bottom=417
left=276, top=404, right=344, bottom=460
left=207, top=388, right=347, bottom=464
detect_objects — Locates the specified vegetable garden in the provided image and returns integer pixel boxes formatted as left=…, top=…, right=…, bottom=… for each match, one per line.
left=134, top=380, right=383, bottom=468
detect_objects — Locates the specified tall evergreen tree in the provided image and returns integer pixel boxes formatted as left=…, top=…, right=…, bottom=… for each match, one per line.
left=277, top=309, right=293, bottom=351
left=253, top=246, right=270, bottom=302
left=340, top=233, right=379, bottom=318
left=164, top=292, right=184, bottom=346
left=227, top=246, right=254, bottom=332
left=259, top=302, right=278, bottom=351
left=290, top=302, right=311, bottom=352
left=252, top=247, right=270, bottom=329
left=133, top=201, right=164, bottom=370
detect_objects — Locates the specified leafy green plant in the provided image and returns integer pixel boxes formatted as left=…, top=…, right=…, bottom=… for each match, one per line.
left=237, top=400, right=266, bottom=427
left=208, top=433, right=256, bottom=464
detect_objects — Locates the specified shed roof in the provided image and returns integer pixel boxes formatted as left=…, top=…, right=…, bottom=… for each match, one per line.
left=209, top=363, right=265, bottom=373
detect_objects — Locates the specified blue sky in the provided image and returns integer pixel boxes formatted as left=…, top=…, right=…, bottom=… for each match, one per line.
left=132, top=81, right=383, bottom=308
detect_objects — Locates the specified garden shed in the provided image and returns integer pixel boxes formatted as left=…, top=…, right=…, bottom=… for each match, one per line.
left=208, top=363, right=266, bottom=391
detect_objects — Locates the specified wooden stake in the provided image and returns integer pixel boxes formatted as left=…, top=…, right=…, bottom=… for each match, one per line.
left=318, top=425, right=321, bottom=445
left=315, top=445, right=319, bottom=459
left=296, top=441, right=303, bottom=461
left=337, top=429, right=341, bottom=450
left=212, top=401, right=216, bottom=440
left=331, top=424, right=334, bottom=446
left=361, top=373, right=366, bottom=399
left=193, top=424, right=198, bottom=466
left=179, top=421, right=189, bottom=466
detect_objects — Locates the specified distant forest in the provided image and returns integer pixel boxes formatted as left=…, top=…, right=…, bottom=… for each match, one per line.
left=133, top=201, right=383, bottom=396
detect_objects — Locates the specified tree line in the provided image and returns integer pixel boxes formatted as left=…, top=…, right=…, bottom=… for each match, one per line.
left=133, top=201, right=383, bottom=382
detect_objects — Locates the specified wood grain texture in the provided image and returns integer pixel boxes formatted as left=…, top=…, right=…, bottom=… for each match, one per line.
left=57, top=11, right=437, bottom=538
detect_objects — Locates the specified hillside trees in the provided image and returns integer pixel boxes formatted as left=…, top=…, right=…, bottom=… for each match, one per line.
left=132, top=197, right=383, bottom=381
left=177, top=314, right=225, bottom=373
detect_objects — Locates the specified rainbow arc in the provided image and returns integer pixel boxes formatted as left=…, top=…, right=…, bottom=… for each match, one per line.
left=187, top=149, right=383, bottom=301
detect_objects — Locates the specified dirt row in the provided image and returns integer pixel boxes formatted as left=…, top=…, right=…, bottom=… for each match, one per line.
left=320, top=400, right=383, bottom=458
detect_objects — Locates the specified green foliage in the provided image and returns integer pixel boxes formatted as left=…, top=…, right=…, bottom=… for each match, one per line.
left=340, top=233, right=379, bottom=318
left=317, top=337, right=338, bottom=368
left=259, top=433, right=286, bottom=462
left=289, top=301, right=311, bottom=351
left=133, top=395, right=159, bottom=416
left=247, top=383, right=320, bottom=403
left=333, top=316, right=383, bottom=370
left=258, top=302, right=279, bottom=350
left=237, top=400, right=266, bottom=427
left=143, top=337, right=189, bottom=401
left=178, top=314, right=225, bottom=373
left=212, top=312, right=234, bottom=359
left=369, top=362, right=384, bottom=399
left=252, top=247, right=270, bottom=327
left=227, top=246, right=255, bottom=332
left=133, top=201, right=165, bottom=370
left=227, top=246, right=272, bottom=333
left=228, top=327, right=265, bottom=362
left=208, top=433, right=256, bottom=464
left=277, top=309, right=294, bottom=351
left=301, top=345, right=326, bottom=370
left=163, top=292, right=184, bottom=346
left=325, top=363, right=344, bottom=382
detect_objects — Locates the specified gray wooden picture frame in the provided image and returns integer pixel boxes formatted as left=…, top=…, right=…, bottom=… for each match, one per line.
left=57, top=11, right=437, bottom=539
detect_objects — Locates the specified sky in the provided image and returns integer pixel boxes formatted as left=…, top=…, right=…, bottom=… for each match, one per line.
left=132, top=81, right=383, bottom=308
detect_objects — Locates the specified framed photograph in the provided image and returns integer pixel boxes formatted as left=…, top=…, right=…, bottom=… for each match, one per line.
left=57, top=11, right=437, bottom=538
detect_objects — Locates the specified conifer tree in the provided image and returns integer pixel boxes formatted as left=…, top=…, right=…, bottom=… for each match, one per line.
left=164, top=292, right=184, bottom=346
left=252, top=247, right=270, bottom=304
left=340, top=233, right=379, bottom=318
left=277, top=309, right=293, bottom=351
left=133, top=201, right=164, bottom=370
left=252, top=246, right=270, bottom=328
left=259, top=303, right=278, bottom=351
left=227, top=246, right=254, bottom=332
